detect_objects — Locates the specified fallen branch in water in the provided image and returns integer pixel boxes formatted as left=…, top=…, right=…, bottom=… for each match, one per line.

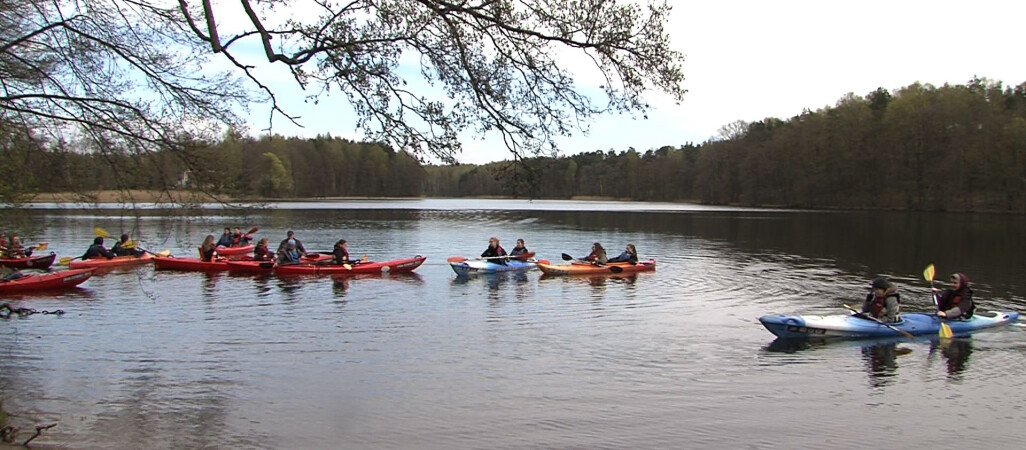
left=1, top=422, right=58, bottom=446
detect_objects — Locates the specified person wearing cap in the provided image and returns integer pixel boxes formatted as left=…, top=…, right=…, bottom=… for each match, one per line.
left=860, top=277, right=900, bottom=322
left=277, top=239, right=302, bottom=265
left=933, top=273, right=975, bottom=319
left=82, top=236, right=115, bottom=260
left=277, top=230, right=307, bottom=256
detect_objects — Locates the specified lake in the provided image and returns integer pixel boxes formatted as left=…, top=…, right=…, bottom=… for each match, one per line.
left=2, top=199, right=1025, bottom=448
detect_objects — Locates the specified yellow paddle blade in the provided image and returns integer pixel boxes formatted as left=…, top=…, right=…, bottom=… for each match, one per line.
left=34, top=242, right=48, bottom=251
left=361, top=254, right=367, bottom=262
left=124, top=240, right=138, bottom=248
left=94, top=227, right=110, bottom=238
left=343, top=263, right=352, bottom=270
left=155, top=250, right=171, bottom=257
left=939, top=321, right=953, bottom=339
left=57, top=256, right=73, bottom=265
left=923, top=264, right=935, bottom=283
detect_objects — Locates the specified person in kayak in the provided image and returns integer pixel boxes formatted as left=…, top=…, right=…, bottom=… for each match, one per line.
left=332, top=239, right=355, bottom=265
left=199, top=235, right=222, bottom=262
left=82, top=236, right=115, bottom=260
left=860, top=277, right=900, bottom=322
left=608, top=244, right=639, bottom=264
left=934, top=272, right=975, bottom=319
left=6, top=235, right=33, bottom=258
left=583, top=242, right=608, bottom=265
left=253, top=238, right=274, bottom=261
left=232, top=227, right=253, bottom=246
left=509, top=239, right=530, bottom=258
left=111, top=234, right=146, bottom=257
left=216, top=228, right=234, bottom=248
left=277, top=239, right=302, bottom=265
left=277, top=231, right=307, bottom=256
left=479, top=237, right=508, bottom=264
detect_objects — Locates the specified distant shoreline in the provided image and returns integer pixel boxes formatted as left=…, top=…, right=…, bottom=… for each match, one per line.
left=26, top=190, right=630, bottom=204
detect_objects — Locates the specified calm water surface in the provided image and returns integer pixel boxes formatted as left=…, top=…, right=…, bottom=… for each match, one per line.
left=2, top=199, right=1025, bottom=449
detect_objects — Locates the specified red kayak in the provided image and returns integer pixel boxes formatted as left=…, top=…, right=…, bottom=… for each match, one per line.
left=0, top=252, right=57, bottom=270
left=161, top=253, right=333, bottom=272
left=274, top=255, right=426, bottom=275
left=0, top=268, right=94, bottom=293
left=215, top=244, right=255, bottom=257
left=69, top=253, right=155, bottom=269
left=225, top=260, right=276, bottom=274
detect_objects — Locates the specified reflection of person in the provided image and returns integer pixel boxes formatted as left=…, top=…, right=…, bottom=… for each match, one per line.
left=584, top=242, right=608, bottom=264
left=608, top=244, right=638, bottom=264
left=861, top=342, right=913, bottom=388
left=933, top=273, right=975, bottom=319
left=861, top=277, right=900, bottom=322
left=510, top=239, right=529, bottom=257
left=930, top=338, right=974, bottom=378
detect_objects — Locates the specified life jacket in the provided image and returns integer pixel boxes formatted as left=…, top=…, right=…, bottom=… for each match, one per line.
left=866, top=291, right=900, bottom=318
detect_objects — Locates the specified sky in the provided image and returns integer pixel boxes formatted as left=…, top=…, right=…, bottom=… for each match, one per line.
left=229, top=0, right=1026, bottom=165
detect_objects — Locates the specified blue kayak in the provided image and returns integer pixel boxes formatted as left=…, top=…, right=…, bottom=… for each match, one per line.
left=449, top=259, right=538, bottom=276
left=759, top=311, right=1019, bottom=339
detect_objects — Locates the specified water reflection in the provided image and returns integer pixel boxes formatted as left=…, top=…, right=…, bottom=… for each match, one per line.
left=861, top=342, right=913, bottom=388
left=930, top=338, right=974, bottom=380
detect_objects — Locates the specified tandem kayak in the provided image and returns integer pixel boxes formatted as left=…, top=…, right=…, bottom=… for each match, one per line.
left=0, top=268, right=94, bottom=293
left=224, top=254, right=334, bottom=274
left=0, top=252, right=57, bottom=270
left=274, top=255, right=426, bottom=275
left=156, top=253, right=332, bottom=272
left=759, top=311, right=1020, bottom=339
left=215, top=244, right=255, bottom=257
left=69, top=253, right=155, bottom=269
left=449, top=256, right=541, bottom=276
left=536, top=259, right=656, bottom=275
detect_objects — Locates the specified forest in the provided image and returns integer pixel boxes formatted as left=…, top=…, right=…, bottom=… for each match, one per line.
left=4, top=77, right=1025, bottom=212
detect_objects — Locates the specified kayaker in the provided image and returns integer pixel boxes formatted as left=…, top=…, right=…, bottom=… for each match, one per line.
left=479, top=237, right=507, bottom=264
left=510, top=239, right=530, bottom=258
left=198, top=235, right=222, bottom=262
left=232, top=227, right=253, bottom=246
left=860, top=277, right=900, bottom=322
left=253, top=238, right=274, bottom=261
left=7, top=235, right=32, bottom=258
left=277, top=239, right=301, bottom=265
left=608, top=244, right=639, bottom=264
left=0, top=233, right=7, bottom=254
left=1, top=265, right=24, bottom=281
left=216, top=228, right=234, bottom=248
left=277, top=231, right=307, bottom=256
left=332, top=239, right=354, bottom=265
left=934, top=273, right=975, bottom=319
left=583, top=242, right=608, bottom=265
left=82, top=237, right=115, bottom=260
left=111, top=234, right=145, bottom=257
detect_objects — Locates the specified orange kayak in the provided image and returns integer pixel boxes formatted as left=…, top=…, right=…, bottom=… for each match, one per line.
left=536, top=259, right=656, bottom=275
left=0, top=268, right=94, bottom=293
left=69, top=253, right=155, bottom=269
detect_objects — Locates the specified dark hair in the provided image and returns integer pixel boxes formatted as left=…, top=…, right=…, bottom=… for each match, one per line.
left=94, top=236, right=104, bottom=245
left=287, top=230, right=295, bottom=236
left=335, top=239, right=347, bottom=247
left=120, top=233, right=130, bottom=241
left=871, top=277, right=890, bottom=290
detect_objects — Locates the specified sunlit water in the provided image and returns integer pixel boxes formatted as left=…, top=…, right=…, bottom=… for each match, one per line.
left=2, top=200, right=1025, bottom=448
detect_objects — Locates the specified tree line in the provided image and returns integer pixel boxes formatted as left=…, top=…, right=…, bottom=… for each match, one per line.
left=5, top=77, right=1025, bottom=212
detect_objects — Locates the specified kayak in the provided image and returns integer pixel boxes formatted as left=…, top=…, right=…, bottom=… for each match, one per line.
left=156, top=253, right=332, bottom=272
left=0, top=268, right=94, bottom=293
left=0, top=252, right=57, bottom=270
left=536, top=259, right=657, bottom=275
left=759, top=311, right=1020, bottom=339
left=215, top=244, right=254, bottom=257
left=275, top=255, right=426, bottom=275
left=225, top=254, right=333, bottom=273
left=69, top=253, right=155, bottom=269
left=449, top=257, right=540, bottom=276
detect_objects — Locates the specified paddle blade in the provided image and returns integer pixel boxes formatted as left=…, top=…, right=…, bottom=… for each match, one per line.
left=343, top=264, right=352, bottom=270
left=609, top=266, right=623, bottom=273
left=362, top=254, right=367, bottom=262
left=447, top=256, right=468, bottom=263
left=124, top=240, right=138, bottom=248
left=247, top=227, right=259, bottom=234
left=561, top=253, right=574, bottom=261
left=34, top=242, right=48, bottom=251
left=939, top=322, right=953, bottom=339
left=923, top=264, right=935, bottom=283
left=155, top=250, right=171, bottom=257
left=94, top=227, right=110, bottom=238
left=57, top=256, right=73, bottom=265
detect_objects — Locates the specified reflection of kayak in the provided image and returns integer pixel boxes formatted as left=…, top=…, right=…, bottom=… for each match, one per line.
left=0, top=268, right=94, bottom=293
left=449, top=257, right=539, bottom=276
left=215, top=244, right=254, bottom=257
left=759, top=311, right=1020, bottom=339
left=536, top=259, right=656, bottom=275
left=69, top=253, right=155, bottom=269
left=274, top=255, right=426, bottom=275
left=0, top=252, right=57, bottom=270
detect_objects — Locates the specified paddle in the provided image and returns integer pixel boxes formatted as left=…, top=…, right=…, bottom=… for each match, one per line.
left=842, top=303, right=915, bottom=339
left=32, top=242, right=48, bottom=251
left=924, top=264, right=954, bottom=339
left=57, top=256, right=82, bottom=265
left=94, top=227, right=110, bottom=238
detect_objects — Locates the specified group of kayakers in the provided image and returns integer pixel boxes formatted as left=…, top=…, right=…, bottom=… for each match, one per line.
left=860, top=273, right=975, bottom=322
left=478, top=238, right=639, bottom=266
left=0, top=233, right=34, bottom=258
left=83, top=234, right=147, bottom=260
left=578, top=242, right=639, bottom=265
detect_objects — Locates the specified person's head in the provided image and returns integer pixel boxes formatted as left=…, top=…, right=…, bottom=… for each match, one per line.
left=257, top=237, right=269, bottom=247
left=10, top=235, right=20, bottom=244
left=516, top=238, right=525, bottom=247
left=93, top=236, right=104, bottom=245
left=223, top=227, right=231, bottom=235
left=233, top=227, right=242, bottom=234
left=335, top=239, right=347, bottom=249
left=489, top=237, right=499, bottom=247
left=950, top=273, right=969, bottom=291
left=202, top=235, right=215, bottom=246
left=626, top=244, right=637, bottom=255
left=592, top=242, right=604, bottom=252
left=287, top=230, right=295, bottom=238
left=871, top=277, right=890, bottom=296
left=120, top=233, right=129, bottom=243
